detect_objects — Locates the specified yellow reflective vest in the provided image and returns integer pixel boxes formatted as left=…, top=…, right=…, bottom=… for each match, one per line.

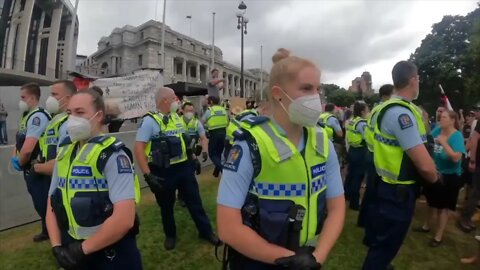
left=16, top=107, right=51, bottom=157
left=318, top=112, right=336, bottom=141
left=346, top=116, right=367, bottom=148
left=39, top=113, right=68, bottom=160
left=226, top=109, right=258, bottom=144
left=373, top=98, right=427, bottom=185
left=365, top=104, right=383, bottom=153
left=205, top=105, right=229, bottom=131
left=144, top=112, right=188, bottom=165
left=239, top=118, right=329, bottom=246
left=54, top=135, right=140, bottom=240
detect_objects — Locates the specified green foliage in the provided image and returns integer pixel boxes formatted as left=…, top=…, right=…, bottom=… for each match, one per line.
left=409, top=5, right=480, bottom=114
left=364, top=93, right=380, bottom=109
left=327, top=89, right=356, bottom=107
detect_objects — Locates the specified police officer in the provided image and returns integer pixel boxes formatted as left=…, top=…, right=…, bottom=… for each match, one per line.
left=182, top=101, right=209, bottom=174
left=202, top=95, right=229, bottom=178
left=217, top=48, right=345, bottom=270
left=362, top=61, right=440, bottom=270
left=344, top=102, right=368, bottom=211
left=319, top=103, right=343, bottom=141
left=358, top=84, right=393, bottom=228
left=33, top=80, right=76, bottom=177
left=46, top=89, right=142, bottom=269
left=11, top=82, right=51, bottom=242
left=134, top=87, right=219, bottom=250
left=225, top=101, right=259, bottom=160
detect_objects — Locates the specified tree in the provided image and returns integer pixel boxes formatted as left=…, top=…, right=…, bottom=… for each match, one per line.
left=409, top=4, right=480, bottom=114
left=327, top=90, right=356, bottom=107
left=364, top=93, right=380, bottom=108
left=321, top=83, right=342, bottom=98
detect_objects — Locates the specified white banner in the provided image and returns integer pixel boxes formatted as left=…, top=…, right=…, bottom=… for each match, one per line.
left=92, top=70, right=163, bottom=119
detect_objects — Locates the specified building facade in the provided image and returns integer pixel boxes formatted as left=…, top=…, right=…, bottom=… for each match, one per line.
left=0, top=0, right=79, bottom=86
left=77, top=20, right=268, bottom=99
left=349, top=71, right=373, bottom=96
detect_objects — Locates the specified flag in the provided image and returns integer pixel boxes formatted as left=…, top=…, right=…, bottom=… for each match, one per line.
left=438, top=84, right=453, bottom=111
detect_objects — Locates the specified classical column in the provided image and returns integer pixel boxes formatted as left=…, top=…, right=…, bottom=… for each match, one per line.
left=196, top=62, right=200, bottom=82
left=46, top=6, right=62, bottom=77
left=14, top=0, right=35, bottom=71
left=182, top=58, right=187, bottom=82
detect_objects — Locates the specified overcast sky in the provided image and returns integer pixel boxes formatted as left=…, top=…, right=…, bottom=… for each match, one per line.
left=75, top=0, right=478, bottom=89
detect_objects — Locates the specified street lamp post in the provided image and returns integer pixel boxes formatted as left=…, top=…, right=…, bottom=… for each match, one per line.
left=236, top=1, right=248, bottom=97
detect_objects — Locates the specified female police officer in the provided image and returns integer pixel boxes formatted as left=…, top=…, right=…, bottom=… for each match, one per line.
left=46, top=89, right=142, bottom=270
left=217, top=48, right=345, bottom=270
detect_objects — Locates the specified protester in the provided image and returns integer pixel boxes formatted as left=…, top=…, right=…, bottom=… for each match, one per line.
left=207, top=69, right=225, bottom=99
left=417, top=110, right=465, bottom=247
left=0, top=99, right=8, bottom=145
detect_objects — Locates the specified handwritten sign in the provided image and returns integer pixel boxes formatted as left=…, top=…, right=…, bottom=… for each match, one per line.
left=92, top=70, right=163, bottom=119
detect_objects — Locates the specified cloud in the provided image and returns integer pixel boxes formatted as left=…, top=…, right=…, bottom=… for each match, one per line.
left=76, top=0, right=478, bottom=88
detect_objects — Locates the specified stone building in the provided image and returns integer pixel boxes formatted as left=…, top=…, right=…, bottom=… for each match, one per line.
left=77, top=20, right=268, bottom=99
left=349, top=71, right=373, bottom=96
left=0, top=0, right=79, bottom=86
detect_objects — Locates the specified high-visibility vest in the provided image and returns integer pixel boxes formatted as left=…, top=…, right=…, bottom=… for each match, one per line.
left=143, top=112, right=188, bottom=165
left=346, top=116, right=367, bottom=148
left=237, top=117, right=329, bottom=246
left=318, top=112, right=336, bottom=140
left=39, top=113, right=68, bottom=160
left=365, top=104, right=383, bottom=152
left=226, top=109, right=258, bottom=144
left=205, top=105, right=229, bottom=131
left=55, top=135, right=141, bottom=240
left=373, top=98, right=427, bottom=185
left=16, top=107, right=51, bottom=157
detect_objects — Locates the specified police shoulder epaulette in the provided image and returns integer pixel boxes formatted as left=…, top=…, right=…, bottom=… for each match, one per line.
left=110, top=139, right=125, bottom=151
left=88, top=135, right=110, bottom=144
left=59, top=136, right=72, bottom=147
left=233, top=129, right=246, bottom=141
left=243, top=116, right=269, bottom=127
left=143, top=111, right=157, bottom=118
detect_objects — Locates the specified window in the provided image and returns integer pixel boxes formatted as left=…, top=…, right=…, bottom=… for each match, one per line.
left=20, top=0, right=26, bottom=11
left=140, top=31, right=144, bottom=40
left=176, top=62, right=182, bottom=75
left=190, top=66, right=196, bottom=77
left=177, top=38, right=183, bottom=46
left=43, top=14, right=51, bottom=28
left=202, top=48, right=207, bottom=55
left=191, top=44, right=195, bottom=51
left=138, top=54, right=143, bottom=66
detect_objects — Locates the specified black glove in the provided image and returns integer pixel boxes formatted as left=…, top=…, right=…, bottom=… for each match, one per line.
left=67, top=242, right=86, bottom=265
left=144, top=173, right=165, bottom=193
left=274, top=250, right=322, bottom=270
left=202, top=152, right=208, bottom=162
left=52, top=246, right=78, bottom=269
left=195, top=159, right=201, bottom=175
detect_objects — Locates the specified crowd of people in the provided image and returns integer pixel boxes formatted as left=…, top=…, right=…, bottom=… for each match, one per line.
left=6, top=47, right=480, bottom=270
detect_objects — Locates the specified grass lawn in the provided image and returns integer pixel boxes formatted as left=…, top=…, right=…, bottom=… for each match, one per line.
left=0, top=166, right=478, bottom=270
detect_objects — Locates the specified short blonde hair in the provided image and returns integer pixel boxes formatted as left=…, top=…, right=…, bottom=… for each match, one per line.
left=267, top=48, right=318, bottom=101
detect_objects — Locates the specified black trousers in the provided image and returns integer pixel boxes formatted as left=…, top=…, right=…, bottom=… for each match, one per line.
left=208, top=128, right=226, bottom=172
left=151, top=161, right=213, bottom=238
left=24, top=171, right=50, bottom=234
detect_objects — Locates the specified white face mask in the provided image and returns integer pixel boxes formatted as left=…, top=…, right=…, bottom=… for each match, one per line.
left=184, top=112, right=194, bottom=120
left=170, top=101, right=180, bottom=113
left=279, top=89, right=322, bottom=127
left=45, top=96, right=61, bottom=114
left=67, top=112, right=98, bottom=142
left=19, top=100, right=29, bottom=113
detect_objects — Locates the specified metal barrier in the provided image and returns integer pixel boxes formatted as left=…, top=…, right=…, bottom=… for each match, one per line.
left=0, top=131, right=212, bottom=231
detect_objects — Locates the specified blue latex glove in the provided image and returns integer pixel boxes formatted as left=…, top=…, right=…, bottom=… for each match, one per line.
left=11, top=157, right=22, bottom=171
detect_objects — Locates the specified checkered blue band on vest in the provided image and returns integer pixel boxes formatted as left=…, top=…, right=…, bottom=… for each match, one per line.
left=66, top=178, right=108, bottom=190
left=254, top=182, right=307, bottom=197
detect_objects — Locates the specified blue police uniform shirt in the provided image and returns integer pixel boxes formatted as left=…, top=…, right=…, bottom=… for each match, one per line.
left=327, top=117, right=342, bottom=132
left=57, top=121, right=68, bottom=147
left=201, top=109, right=211, bottom=123
left=372, top=96, right=424, bottom=151
left=356, top=120, right=367, bottom=139
left=48, top=149, right=136, bottom=204
left=217, top=123, right=344, bottom=209
left=433, top=130, right=465, bottom=175
left=25, top=109, right=50, bottom=139
left=136, top=116, right=161, bottom=143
